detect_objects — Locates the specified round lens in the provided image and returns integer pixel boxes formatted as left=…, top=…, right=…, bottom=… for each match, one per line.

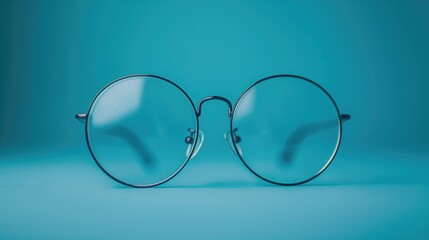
left=86, top=75, right=198, bottom=187
left=231, top=75, right=341, bottom=185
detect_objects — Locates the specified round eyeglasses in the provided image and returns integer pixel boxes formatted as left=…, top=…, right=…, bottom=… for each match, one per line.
left=75, top=74, right=351, bottom=187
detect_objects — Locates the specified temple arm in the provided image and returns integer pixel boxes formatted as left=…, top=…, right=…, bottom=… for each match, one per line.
left=103, top=126, right=155, bottom=167
left=341, top=114, right=351, bottom=121
left=281, top=114, right=351, bottom=164
left=75, top=113, right=154, bottom=167
left=75, top=113, right=87, bottom=123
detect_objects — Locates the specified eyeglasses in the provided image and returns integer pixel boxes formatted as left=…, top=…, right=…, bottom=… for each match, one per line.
left=75, top=74, right=351, bottom=188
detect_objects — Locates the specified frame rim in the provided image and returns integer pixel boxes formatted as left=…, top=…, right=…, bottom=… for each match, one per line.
left=84, top=74, right=199, bottom=188
left=229, top=74, right=343, bottom=186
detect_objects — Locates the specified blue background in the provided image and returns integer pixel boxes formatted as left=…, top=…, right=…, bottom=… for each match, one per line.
left=0, top=0, right=428, bottom=239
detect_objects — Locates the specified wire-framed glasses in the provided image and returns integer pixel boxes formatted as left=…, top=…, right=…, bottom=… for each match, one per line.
left=76, top=74, right=351, bottom=187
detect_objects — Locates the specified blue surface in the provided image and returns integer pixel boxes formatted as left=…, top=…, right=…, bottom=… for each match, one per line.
left=0, top=149, right=428, bottom=239
left=1, top=0, right=429, bottom=239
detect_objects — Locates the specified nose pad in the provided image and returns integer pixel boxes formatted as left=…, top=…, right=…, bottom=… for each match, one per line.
left=185, top=129, right=204, bottom=159
left=224, top=128, right=243, bottom=157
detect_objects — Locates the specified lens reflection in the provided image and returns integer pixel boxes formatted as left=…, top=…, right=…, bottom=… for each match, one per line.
left=87, top=76, right=197, bottom=186
left=232, top=75, right=341, bottom=184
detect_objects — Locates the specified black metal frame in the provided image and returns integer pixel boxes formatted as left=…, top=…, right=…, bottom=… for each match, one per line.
left=230, top=74, right=345, bottom=186
left=79, top=75, right=199, bottom=188
left=197, top=96, right=233, bottom=117
left=76, top=74, right=350, bottom=188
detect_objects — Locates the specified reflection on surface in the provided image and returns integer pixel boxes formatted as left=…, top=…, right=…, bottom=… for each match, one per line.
left=92, top=78, right=144, bottom=127
left=234, top=89, right=255, bottom=121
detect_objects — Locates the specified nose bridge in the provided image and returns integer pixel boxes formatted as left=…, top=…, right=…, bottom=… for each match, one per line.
left=197, top=96, right=233, bottom=117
